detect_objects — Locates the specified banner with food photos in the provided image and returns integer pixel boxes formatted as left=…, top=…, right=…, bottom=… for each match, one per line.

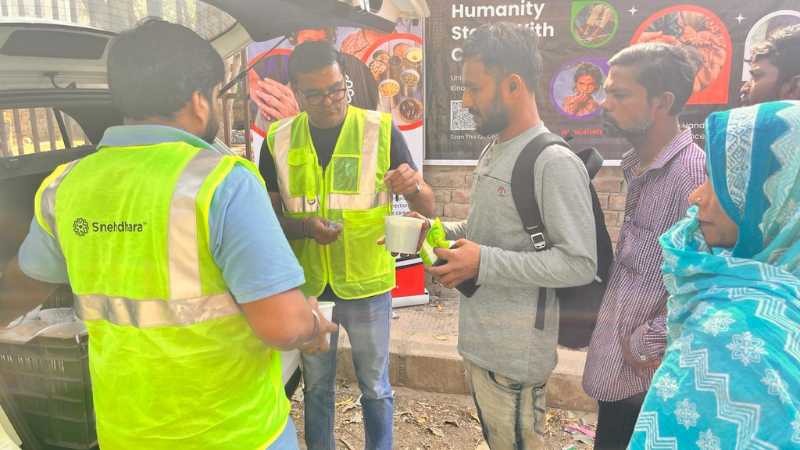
left=425, top=0, right=800, bottom=162
left=247, top=21, right=425, bottom=213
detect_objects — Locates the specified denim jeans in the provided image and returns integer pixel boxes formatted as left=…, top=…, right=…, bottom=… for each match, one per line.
left=267, top=418, right=299, bottom=450
left=301, top=291, right=393, bottom=450
left=464, top=359, right=546, bottom=450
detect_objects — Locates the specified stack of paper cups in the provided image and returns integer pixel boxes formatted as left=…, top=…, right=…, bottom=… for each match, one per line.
left=318, top=301, right=335, bottom=346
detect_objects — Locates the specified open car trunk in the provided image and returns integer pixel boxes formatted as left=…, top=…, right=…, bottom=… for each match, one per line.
left=0, top=2, right=403, bottom=447
left=0, top=93, right=119, bottom=267
left=0, top=3, right=400, bottom=434
left=0, top=147, right=95, bottom=265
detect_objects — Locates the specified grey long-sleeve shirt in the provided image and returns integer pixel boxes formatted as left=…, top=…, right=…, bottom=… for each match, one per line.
left=444, top=124, right=597, bottom=384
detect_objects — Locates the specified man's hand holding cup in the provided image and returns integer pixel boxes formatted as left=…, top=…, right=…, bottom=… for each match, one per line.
left=299, top=297, right=338, bottom=354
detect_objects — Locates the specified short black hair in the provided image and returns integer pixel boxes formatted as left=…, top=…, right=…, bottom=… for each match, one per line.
left=751, top=24, right=800, bottom=82
left=108, top=19, right=224, bottom=120
left=288, top=40, right=342, bottom=85
left=462, top=22, right=543, bottom=93
left=574, top=63, right=603, bottom=85
left=609, top=43, right=699, bottom=115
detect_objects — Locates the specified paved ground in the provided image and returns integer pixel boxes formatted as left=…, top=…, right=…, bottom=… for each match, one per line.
left=335, top=293, right=597, bottom=412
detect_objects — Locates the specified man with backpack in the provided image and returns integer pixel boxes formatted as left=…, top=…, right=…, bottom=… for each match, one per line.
left=425, top=22, right=598, bottom=449
left=582, top=43, right=706, bottom=449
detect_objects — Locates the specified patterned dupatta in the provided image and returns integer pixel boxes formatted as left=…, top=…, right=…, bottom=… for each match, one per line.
left=629, top=101, right=800, bottom=450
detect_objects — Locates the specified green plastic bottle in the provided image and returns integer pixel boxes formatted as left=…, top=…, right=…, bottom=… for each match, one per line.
left=419, top=218, right=480, bottom=297
left=420, top=218, right=450, bottom=267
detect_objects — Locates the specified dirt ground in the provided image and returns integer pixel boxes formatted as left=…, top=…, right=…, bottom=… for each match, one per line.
left=289, top=380, right=597, bottom=450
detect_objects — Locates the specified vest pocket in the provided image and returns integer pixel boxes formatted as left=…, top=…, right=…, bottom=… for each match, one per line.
left=287, top=149, right=316, bottom=198
left=342, top=208, right=391, bottom=282
left=331, top=155, right=360, bottom=193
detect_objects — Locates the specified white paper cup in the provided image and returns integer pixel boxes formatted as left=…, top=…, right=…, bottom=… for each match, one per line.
left=318, top=301, right=334, bottom=322
left=318, top=301, right=335, bottom=346
left=384, top=215, right=424, bottom=254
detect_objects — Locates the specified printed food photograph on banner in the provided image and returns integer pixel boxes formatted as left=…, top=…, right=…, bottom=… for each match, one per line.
left=340, top=28, right=391, bottom=60
left=552, top=60, right=607, bottom=119
left=572, top=1, right=618, bottom=48
left=631, top=5, right=732, bottom=105
left=742, top=10, right=800, bottom=83
left=363, top=33, right=425, bottom=131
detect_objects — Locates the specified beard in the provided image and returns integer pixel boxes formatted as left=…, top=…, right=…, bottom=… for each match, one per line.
left=470, top=96, right=509, bottom=137
left=202, top=112, right=220, bottom=145
left=602, top=111, right=651, bottom=140
left=739, top=85, right=782, bottom=107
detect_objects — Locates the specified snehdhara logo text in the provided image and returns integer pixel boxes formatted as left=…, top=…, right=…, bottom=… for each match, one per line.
left=73, top=217, right=145, bottom=236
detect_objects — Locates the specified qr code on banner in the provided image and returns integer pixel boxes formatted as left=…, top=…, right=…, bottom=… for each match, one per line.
left=450, top=100, right=476, bottom=131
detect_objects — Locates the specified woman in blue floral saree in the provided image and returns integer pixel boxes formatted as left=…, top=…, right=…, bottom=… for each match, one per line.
left=628, top=100, right=800, bottom=450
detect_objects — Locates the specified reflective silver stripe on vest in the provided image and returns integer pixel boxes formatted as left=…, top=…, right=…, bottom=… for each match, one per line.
left=75, top=292, right=239, bottom=328
left=328, top=192, right=392, bottom=210
left=359, top=110, right=382, bottom=194
left=272, top=118, right=318, bottom=213
left=39, top=160, right=80, bottom=241
left=282, top=196, right=320, bottom=213
left=168, top=150, right=223, bottom=299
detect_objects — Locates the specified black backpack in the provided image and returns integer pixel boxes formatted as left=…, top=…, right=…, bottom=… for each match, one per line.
left=510, top=132, right=614, bottom=350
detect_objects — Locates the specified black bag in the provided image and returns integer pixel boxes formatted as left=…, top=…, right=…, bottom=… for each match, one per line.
left=510, top=132, right=613, bottom=349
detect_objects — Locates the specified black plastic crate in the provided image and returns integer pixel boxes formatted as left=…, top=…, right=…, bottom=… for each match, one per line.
left=0, top=332, right=96, bottom=450
left=41, top=286, right=76, bottom=310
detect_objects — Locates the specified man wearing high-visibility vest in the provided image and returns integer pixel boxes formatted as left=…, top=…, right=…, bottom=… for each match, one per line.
left=259, top=41, right=435, bottom=450
left=1, top=20, right=337, bottom=450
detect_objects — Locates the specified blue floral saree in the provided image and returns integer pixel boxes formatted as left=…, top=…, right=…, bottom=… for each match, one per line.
left=629, top=101, right=800, bottom=449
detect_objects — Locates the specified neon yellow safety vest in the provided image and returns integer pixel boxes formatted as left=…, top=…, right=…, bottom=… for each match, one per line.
left=34, top=142, right=288, bottom=450
left=267, top=106, right=395, bottom=299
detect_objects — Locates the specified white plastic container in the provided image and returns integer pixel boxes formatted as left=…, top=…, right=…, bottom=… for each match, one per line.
left=318, top=301, right=335, bottom=346
left=38, top=308, right=76, bottom=325
left=384, top=215, right=424, bottom=254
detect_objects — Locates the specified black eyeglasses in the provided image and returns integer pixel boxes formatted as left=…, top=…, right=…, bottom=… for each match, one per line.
left=300, top=86, right=347, bottom=106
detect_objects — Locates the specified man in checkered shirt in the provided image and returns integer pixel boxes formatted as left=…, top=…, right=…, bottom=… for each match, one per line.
left=582, top=43, right=706, bottom=450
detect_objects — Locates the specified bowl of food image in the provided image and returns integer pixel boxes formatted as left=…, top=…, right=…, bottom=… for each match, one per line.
left=369, top=59, right=388, bottom=81
left=400, top=68, right=420, bottom=96
left=373, top=49, right=390, bottom=63
left=378, top=79, right=401, bottom=111
left=398, top=97, right=424, bottom=123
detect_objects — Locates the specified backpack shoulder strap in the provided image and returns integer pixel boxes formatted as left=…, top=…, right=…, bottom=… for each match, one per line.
left=576, top=147, right=603, bottom=180
left=511, top=132, right=569, bottom=331
left=511, top=131, right=569, bottom=251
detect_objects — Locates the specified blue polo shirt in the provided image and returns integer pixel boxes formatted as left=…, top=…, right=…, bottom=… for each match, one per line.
left=18, top=125, right=304, bottom=303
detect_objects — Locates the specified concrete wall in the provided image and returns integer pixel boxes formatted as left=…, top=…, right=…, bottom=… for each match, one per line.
left=422, top=164, right=627, bottom=296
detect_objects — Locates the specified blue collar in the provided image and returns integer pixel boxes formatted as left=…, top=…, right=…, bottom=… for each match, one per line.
left=97, top=125, right=214, bottom=151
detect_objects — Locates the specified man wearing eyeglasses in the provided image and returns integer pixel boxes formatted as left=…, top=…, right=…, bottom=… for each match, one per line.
left=248, top=27, right=379, bottom=127
left=258, top=41, right=434, bottom=450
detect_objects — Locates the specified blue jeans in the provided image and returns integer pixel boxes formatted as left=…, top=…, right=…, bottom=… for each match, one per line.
left=267, top=418, right=299, bottom=450
left=301, top=291, right=393, bottom=450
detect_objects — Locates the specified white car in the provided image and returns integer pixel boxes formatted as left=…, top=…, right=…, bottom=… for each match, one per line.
left=0, top=1, right=393, bottom=448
